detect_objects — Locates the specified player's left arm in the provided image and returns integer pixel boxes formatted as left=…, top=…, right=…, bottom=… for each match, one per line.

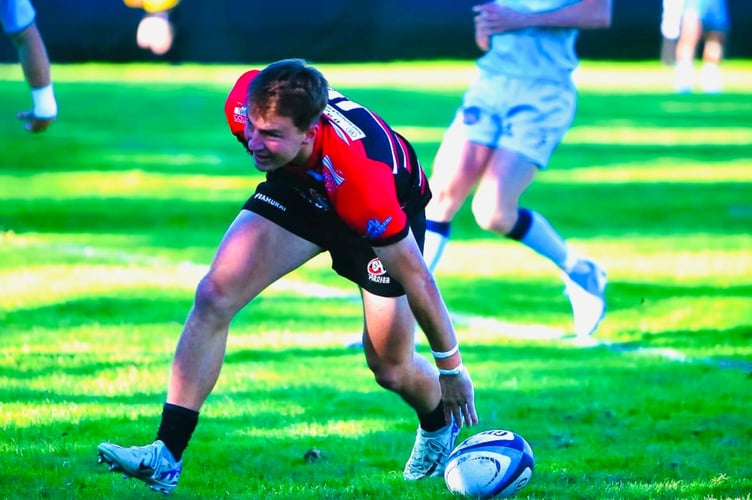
left=375, top=232, right=456, bottom=354
left=474, top=0, right=612, bottom=37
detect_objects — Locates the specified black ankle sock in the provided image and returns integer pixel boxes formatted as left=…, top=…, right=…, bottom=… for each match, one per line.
left=156, top=403, right=199, bottom=461
left=418, top=402, right=446, bottom=432
left=506, top=207, right=533, bottom=241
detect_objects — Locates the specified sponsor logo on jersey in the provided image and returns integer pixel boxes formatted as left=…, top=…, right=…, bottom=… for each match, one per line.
left=366, top=258, right=391, bottom=284
left=322, top=156, right=345, bottom=193
left=233, top=105, right=247, bottom=125
left=365, top=216, right=392, bottom=239
left=324, top=104, right=366, bottom=141
left=462, top=106, right=481, bottom=125
left=253, top=192, right=286, bottom=211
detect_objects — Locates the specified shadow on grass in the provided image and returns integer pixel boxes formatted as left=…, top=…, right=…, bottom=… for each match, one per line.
left=1, top=295, right=362, bottom=331
left=3, top=339, right=751, bottom=498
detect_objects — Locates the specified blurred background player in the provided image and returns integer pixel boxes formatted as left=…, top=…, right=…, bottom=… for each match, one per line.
left=1, top=0, right=57, bottom=132
left=660, top=0, right=685, bottom=65
left=674, top=0, right=730, bottom=93
left=123, top=0, right=180, bottom=56
left=422, top=0, right=612, bottom=338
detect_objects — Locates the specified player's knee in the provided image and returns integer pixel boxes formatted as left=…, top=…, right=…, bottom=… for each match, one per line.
left=471, top=199, right=515, bottom=234
left=429, top=186, right=463, bottom=219
left=193, top=274, right=237, bottom=320
left=369, top=363, right=404, bottom=392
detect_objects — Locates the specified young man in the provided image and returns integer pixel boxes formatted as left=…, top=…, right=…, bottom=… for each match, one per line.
left=423, top=0, right=612, bottom=338
left=97, top=59, right=478, bottom=494
left=1, top=0, right=57, bottom=132
left=674, top=0, right=730, bottom=93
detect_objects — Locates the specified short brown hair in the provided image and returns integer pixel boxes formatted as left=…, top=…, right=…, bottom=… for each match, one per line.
left=247, top=59, right=329, bottom=131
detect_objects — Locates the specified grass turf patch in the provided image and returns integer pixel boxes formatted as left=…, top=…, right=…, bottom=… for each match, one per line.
left=1, top=60, right=750, bottom=499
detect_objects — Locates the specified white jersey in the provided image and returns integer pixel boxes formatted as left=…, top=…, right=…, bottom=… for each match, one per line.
left=477, top=0, right=581, bottom=82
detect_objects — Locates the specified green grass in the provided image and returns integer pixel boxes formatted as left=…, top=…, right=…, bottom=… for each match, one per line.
left=1, top=60, right=751, bottom=499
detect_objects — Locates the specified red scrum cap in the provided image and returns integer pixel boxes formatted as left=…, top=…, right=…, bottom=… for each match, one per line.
left=224, top=69, right=260, bottom=137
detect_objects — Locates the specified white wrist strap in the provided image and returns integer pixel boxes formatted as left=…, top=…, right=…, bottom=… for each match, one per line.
left=31, top=84, right=57, bottom=119
left=431, top=344, right=459, bottom=359
left=438, top=363, right=464, bottom=376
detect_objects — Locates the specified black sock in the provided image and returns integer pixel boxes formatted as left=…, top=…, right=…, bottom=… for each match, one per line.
left=506, top=207, right=533, bottom=241
left=426, top=219, right=451, bottom=237
left=418, top=402, right=446, bottom=432
left=156, top=403, right=199, bottom=461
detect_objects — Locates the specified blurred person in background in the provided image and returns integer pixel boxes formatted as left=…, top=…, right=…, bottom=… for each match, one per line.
left=422, top=0, right=612, bottom=339
left=1, top=0, right=57, bottom=132
left=660, top=0, right=685, bottom=65
left=674, top=0, right=730, bottom=93
left=123, top=0, right=180, bottom=56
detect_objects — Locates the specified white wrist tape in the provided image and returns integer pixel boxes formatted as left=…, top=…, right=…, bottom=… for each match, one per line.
left=431, top=344, right=459, bottom=359
left=438, top=363, right=464, bottom=376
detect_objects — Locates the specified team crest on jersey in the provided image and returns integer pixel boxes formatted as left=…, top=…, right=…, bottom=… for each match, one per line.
left=462, top=106, right=481, bottom=125
left=322, top=156, right=345, bottom=192
left=365, top=216, right=392, bottom=239
left=233, top=105, right=247, bottom=126
left=366, top=258, right=391, bottom=284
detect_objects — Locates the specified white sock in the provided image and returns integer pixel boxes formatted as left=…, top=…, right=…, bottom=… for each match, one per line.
left=699, top=63, right=722, bottom=94
left=31, top=84, right=57, bottom=118
left=674, top=60, right=695, bottom=93
left=423, top=228, right=449, bottom=272
left=515, top=211, right=572, bottom=269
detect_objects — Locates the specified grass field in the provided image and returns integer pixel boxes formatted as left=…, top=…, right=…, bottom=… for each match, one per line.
left=1, top=60, right=751, bottom=499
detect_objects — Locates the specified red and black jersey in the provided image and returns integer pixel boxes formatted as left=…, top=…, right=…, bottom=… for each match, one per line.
left=225, top=70, right=431, bottom=246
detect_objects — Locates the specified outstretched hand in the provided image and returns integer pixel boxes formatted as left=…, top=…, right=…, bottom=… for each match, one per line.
left=17, top=110, right=55, bottom=133
left=440, top=368, right=479, bottom=428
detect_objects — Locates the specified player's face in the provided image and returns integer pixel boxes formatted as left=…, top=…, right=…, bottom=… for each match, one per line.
left=244, top=111, right=313, bottom=172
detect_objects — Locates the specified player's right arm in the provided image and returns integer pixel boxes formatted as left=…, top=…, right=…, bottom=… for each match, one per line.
left=372, top=232, right=478, bottom=428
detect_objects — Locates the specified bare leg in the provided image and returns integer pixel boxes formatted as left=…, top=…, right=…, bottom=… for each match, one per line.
left=360, top=290, right=442, bottom=414
left=699, top=31, right=725, bottom=93
left=423, top=130, right=493, bottom=270
left=426, top=132, right=494, bottom=224
left=471, top=148, right=537, bottom=234
left=675, top=13, right=702, bottom=93
left=167, top=211, right=321, bottom=410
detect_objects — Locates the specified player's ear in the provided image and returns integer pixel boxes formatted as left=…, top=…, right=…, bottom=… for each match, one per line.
left=302, top=123, right=318, bottom=144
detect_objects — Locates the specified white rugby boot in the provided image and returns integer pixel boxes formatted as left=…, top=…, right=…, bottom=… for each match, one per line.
left=403, top=420, right=459, bottom=480
left=563, top=259, right=608, bottom=337
left=98, top=439, right=182, bottom=494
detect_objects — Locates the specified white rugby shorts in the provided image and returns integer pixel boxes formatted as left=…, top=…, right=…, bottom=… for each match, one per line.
left=446, top=71, right=577, bottom=168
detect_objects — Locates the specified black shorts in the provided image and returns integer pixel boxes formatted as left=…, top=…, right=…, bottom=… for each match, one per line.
left=243, top=175, right=426, bottom=298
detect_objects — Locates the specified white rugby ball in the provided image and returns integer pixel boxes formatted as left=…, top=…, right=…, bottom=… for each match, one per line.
left=444, top=429, right=534, bottom=499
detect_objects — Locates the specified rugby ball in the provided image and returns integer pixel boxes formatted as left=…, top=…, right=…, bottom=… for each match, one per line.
left=444, top=430, right=534, bottom=498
